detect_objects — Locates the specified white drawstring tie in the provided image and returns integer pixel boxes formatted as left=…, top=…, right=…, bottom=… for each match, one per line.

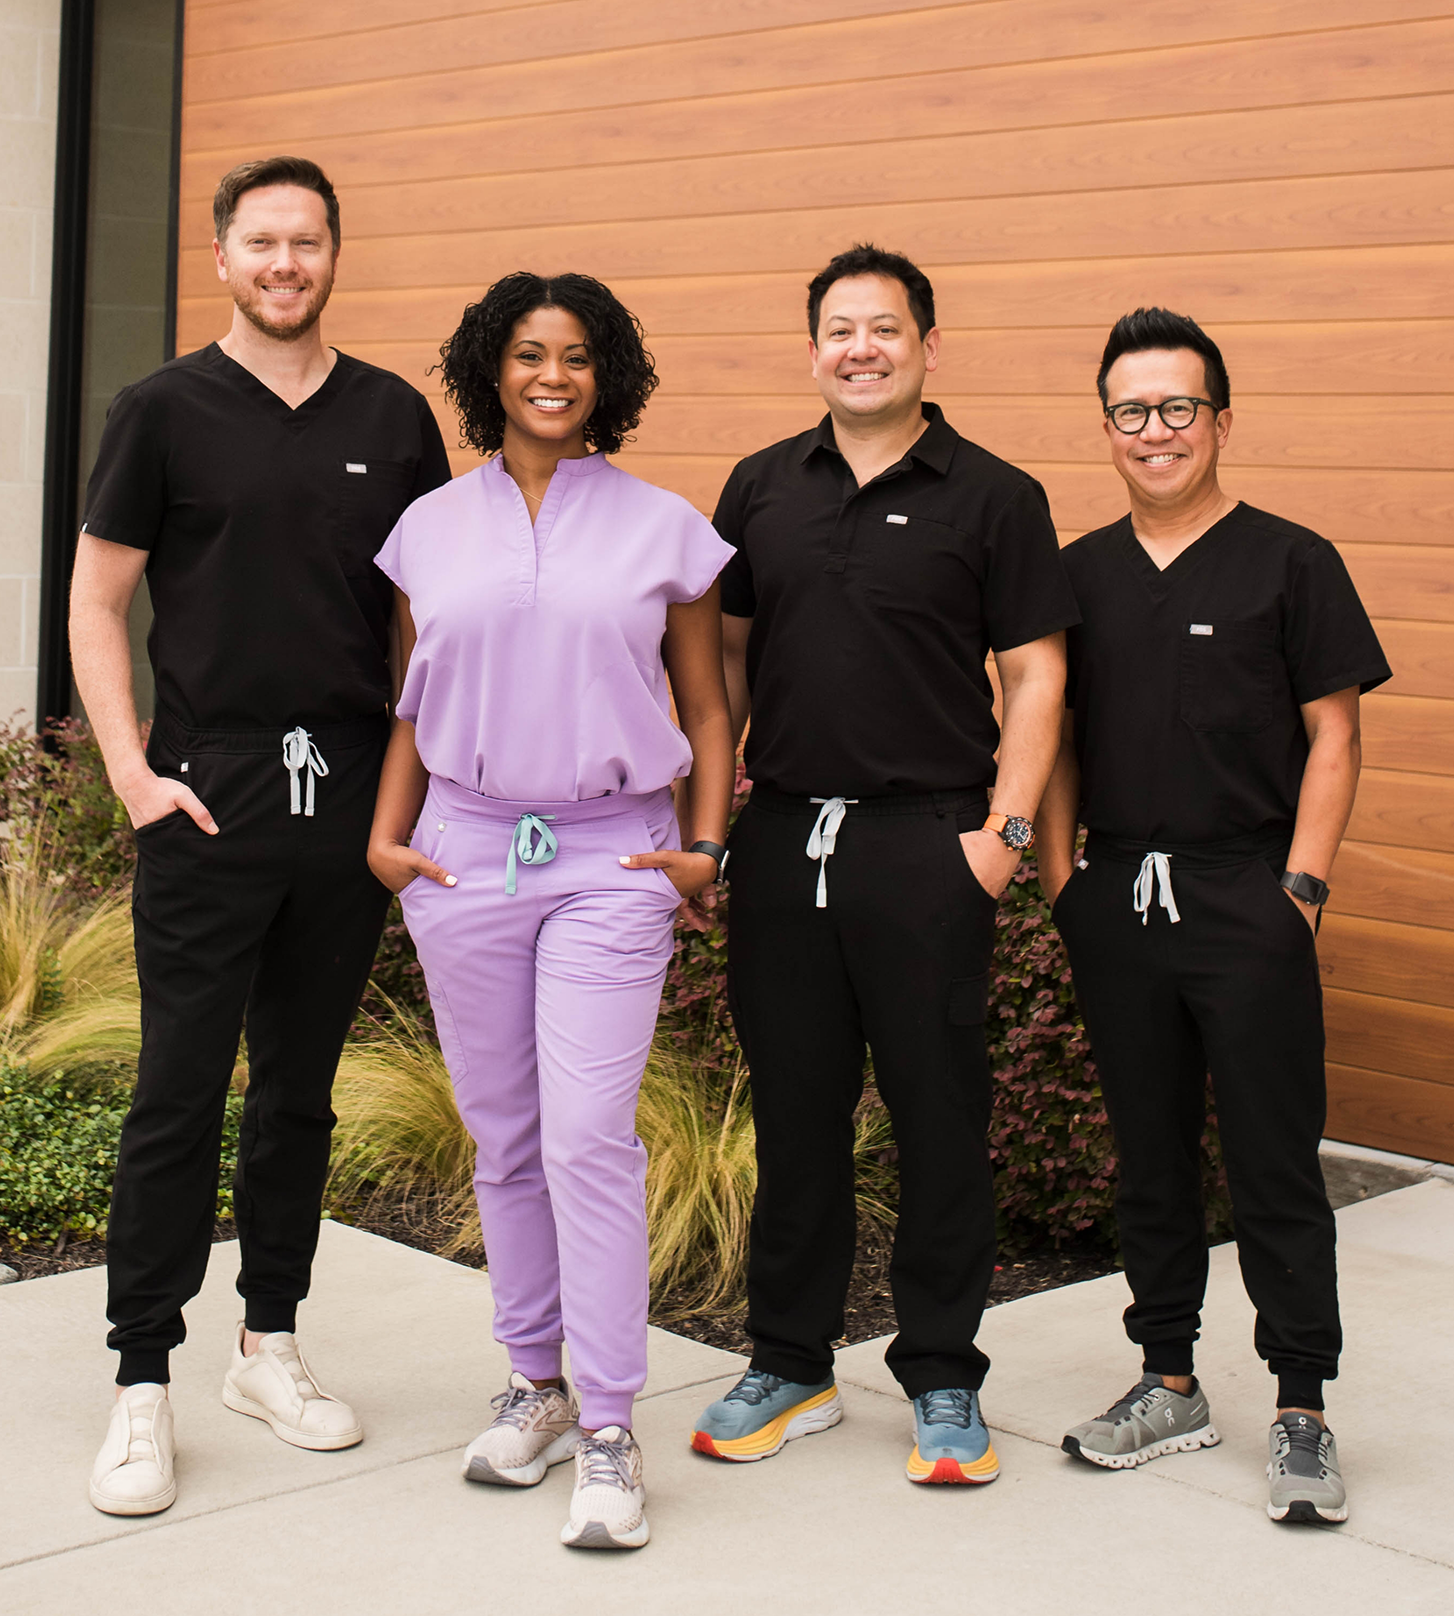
left=282, top=727, right=329, bottom=817
left=1132, top=851, right=1181, bottom=926
left=806, top=796, right=856, bottom=908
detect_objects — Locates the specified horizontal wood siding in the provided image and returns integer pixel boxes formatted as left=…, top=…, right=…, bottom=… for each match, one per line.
left=178, top=2, right=1454, bottom=1158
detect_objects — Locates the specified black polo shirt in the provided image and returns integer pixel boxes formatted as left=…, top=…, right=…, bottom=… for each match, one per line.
left=1063, top=503, right=1391, bottom=846
left=82, top=343, right=451, bottom=731
left=716, top=403, right=1079, bottom=796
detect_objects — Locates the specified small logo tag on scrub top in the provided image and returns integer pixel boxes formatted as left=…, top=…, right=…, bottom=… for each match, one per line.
left=1190, top=624, right=1214, bottom=635
left=345, top=463, right=367, bottom=474
left=886, top=514, right=908, bottom=525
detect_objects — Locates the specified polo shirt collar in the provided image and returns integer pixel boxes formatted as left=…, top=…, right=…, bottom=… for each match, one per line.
left=799, top=401, right=955, bottom=476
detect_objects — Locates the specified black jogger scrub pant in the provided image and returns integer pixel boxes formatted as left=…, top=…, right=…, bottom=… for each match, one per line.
left=727, top=786, right=999, bottom=1398
left=1052, top=837, right=1340, bottom=1409
left=106, top=711, right=391, bottom=1386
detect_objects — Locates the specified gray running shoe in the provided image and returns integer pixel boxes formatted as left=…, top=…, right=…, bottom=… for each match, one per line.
left=1062, top=1373, right=1220, bottom=1469
left=1267, top=1413, right=1347, bottom=1524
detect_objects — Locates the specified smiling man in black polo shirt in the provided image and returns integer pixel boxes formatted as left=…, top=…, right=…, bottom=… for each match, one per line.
left=690, top=244, right=1078, bottom=1486
left=1038, top=308, right=1389, bottom=1526
left=70, top=156, right=450, bottom=1516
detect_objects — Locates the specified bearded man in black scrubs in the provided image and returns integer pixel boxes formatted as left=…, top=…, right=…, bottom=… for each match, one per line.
left=70, top=156, right=450, bottom=1516
left=690, top=245, right=1078, bottom=1485
left=1038, top=309, right=1389, bottom=1526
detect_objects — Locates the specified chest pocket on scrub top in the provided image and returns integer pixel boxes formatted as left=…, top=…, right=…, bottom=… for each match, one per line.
left=1179, top=619, right=1281, bottom=733
left=336, top=459, right=416, bottom=576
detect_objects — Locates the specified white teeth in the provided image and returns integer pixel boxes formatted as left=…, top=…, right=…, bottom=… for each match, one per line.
left=529, top=398, right=570, bottom=410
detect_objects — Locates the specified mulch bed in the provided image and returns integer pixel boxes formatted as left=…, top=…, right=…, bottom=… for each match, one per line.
left=660, top=1223, right=1118, bottom=1354
left=3, top=1207, right=1117, bottom=1351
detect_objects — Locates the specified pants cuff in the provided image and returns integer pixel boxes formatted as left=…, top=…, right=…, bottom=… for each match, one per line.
left=117, top=1349, right=170, bottom=1386
left=1276, top=1374, right=1325, bottom=1411
left=1142, top=1342, right=1196, bottom=1377
left=243, top=1300, right=299, bottom=1335
left=896, top=1367, right=987, bottom=1399
left=579, top=1392, right=636, bottom=1433
left=510, top=1344, right=564, bottom=1383
left=749, top=1349, right=834, bottom=1389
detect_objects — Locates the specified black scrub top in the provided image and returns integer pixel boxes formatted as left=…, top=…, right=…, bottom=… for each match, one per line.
left=1063, top=503, right=1390, bottom=846
left=716, top=404, right=1080, bottom=796
left=82, top=343, right=452, bottom=731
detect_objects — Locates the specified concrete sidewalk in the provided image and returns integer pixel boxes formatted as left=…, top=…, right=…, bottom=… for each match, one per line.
left=3, top=1183, right=1452, bottom=1616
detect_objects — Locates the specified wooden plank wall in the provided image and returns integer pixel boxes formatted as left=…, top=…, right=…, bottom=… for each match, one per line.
left=175, top=1, right=1454, bottom=1160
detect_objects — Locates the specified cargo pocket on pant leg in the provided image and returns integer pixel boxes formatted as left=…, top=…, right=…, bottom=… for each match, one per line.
left=949, top=973, right=988, bottom=1026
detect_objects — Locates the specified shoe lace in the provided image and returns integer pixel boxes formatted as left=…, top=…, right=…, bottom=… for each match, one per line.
left=723, top=1370, right=785, bottom=1407
left=1277, top=1417, right=1325, bottom=1468
left=576, top=1432, right=635, bottom=1491
left=1100, top=1382, right=1158, bottom=1425
left=270, top=1339, right=322, bottom=1402
left=918, top=1388, right=975, bottom=1428
left=488, top=1383, right=545, bottom=1430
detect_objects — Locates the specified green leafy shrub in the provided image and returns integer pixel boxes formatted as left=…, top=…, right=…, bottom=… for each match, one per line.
left=0, top=719, right=137, bottom=898
left=0, top=1066, right=243, bottom=1244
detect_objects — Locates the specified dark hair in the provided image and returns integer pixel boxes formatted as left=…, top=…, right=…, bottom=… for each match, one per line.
left=213, top=155, right=340, bottom=251
left=1096, top=307, right=1230, bottom=412
left=806, top=243, right=936, bottom=341
left=437, top=272, right=659, bottom=457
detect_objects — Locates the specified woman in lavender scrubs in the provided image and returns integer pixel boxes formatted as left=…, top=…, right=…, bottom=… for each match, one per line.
left=368, top=274, right=735, bottom=1550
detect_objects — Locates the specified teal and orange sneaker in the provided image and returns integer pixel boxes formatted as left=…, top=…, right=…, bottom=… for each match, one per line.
left=906, top=1388, right=1000, bottom=1484
left=691, top=1369, right=841, bottom=1462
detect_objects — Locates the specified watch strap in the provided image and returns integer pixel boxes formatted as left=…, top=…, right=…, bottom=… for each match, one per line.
left=982, top=813, right=1035, bottom=852
left=1280, top=870, right=1330, bottom=907
left=688, top=840, right=727, bottom=877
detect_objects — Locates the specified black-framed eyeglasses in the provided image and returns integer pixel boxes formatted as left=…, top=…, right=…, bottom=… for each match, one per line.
left=1104, top=397, right=1217, bottom=434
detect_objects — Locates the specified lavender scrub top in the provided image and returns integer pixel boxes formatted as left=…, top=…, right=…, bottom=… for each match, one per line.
left=375, top=451, right=733, bottom=802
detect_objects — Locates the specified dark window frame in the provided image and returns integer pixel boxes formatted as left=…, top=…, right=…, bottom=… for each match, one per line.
left=37, top=0, right=184, bottom=727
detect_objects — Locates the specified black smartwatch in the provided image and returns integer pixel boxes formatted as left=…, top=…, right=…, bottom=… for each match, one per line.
left=688, top=840, right=728, bottom=880
left=1280, top=870, right=1330, bottom=907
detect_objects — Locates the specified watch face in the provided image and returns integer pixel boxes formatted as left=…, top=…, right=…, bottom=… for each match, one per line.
left=1001, top=816, right=1035, bottom=851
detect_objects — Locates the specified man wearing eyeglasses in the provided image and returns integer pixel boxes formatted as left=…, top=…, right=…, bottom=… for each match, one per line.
left=1037, top=307, right=1388, bottom=1526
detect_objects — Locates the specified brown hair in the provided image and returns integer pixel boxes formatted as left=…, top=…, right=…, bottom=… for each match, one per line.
left=213, top=155, right=340, bottom=251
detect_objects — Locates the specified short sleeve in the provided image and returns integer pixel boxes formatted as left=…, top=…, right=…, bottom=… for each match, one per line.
left=981, top=478, right=1080, bottom=652
left=1285, top=539, right=1391, bottom=703
left=374, top=514, right=406, bottom=593
left=412, top=395, right=452, bottom=500
left=665, top=505, right=735, bottom=605
left=80, top=384, right=166, bottom=550
left=713, top=460, right=756, bottom=617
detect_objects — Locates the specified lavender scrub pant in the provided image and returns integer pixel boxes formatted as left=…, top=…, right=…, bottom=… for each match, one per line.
left=400, top=778, right=682, bottom=1430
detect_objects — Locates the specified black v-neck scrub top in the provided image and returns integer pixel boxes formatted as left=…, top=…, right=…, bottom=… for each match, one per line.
left=81, top=343, right=452, bottom=731
left=1062, top=502, right=1390, bottom=846
left=716, top=404, right=1080, bottom=796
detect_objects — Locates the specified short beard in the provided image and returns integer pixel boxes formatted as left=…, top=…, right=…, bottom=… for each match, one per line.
left=232, top=275, right=332, bottom=342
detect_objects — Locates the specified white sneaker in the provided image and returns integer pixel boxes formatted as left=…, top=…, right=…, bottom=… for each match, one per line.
left=89, top=1383, right=176, bottom=1516
left=462, top=1372, right=581, bottom=1486
left=222, top=1324, right=363, bottom=1451
left=560, top=1426, right=649, bottom=1550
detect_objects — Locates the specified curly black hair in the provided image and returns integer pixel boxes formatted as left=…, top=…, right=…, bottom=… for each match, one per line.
left=437, top=271, right=659, bottom=457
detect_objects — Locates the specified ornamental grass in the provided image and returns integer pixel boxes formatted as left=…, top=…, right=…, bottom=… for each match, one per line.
left=328, top=1013, right=898, bottom=1317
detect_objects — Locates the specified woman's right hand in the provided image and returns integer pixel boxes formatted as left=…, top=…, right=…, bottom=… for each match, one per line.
left=368, top=837, right=456, bottom=895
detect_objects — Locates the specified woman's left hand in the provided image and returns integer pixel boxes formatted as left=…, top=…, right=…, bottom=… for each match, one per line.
left=619, top=848, right=719, bottom=899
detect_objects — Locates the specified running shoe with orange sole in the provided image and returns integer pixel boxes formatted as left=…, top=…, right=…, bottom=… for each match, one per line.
left=691, top=1370, right=842, bottom=1462
left=906, top=1388, right=1000, bottom=1485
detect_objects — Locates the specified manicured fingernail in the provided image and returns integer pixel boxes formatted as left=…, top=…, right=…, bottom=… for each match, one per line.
left=445, top=875, right=457, bottom=886
left=619, top=856, right=631, bottom=865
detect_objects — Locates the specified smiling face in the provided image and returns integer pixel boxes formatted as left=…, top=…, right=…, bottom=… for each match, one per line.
left=810, top=273, right=938, bottom=427
left=213, top=184, right=336, bottom=341
left=1101, top=347, right=1231, bottom=512
left=496, top=305, right=598, bottom=452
